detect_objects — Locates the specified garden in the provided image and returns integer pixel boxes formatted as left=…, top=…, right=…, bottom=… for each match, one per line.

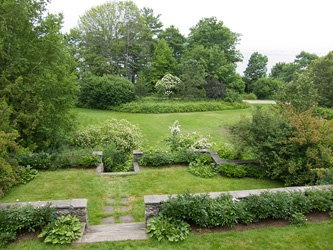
left=1, top=1, right=333, bottom=249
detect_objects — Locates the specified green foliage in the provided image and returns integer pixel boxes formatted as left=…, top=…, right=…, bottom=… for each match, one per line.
left=276, top=72, right=319, bottom=113
left=244, top=52, right=268, bottom=92
left=112, top=98, right=249, bottom=113
left=73, top=118, right=143, bottom=152
left=242, top=93, right=257, bottom=100
left=0, top=131, right=20, bottom=191
left=150, top=39, right=178, bottom=86
left=219, top=163, right=247, bottom=178
left=78, top=74, right=135, bottom=109
left=313, top=107, right=333, bottom=120
left=179, top=59, right=207, bottom=98
left=16, top=166, right=38, bottom=184
left=224, top=89, right=243, bottom=103
left=73, top=1, right=154, bottom=79
left=211, top=142, right=238, bottom=160
left=253, top=77, right=282, bottom=100
left=102, top=144, right=130, bottom=172
left=0, top=203, right=56, bottom=247
left=316, top=168, right=333, bottom=185
left=188, top=159, right=217, bottom=178
left=206, top=80, right=227, bottom=100
left=146, top=214, right=190, bottom=242
left=289, top=212, right=307, bottom=226
left=158, top=25, right=186, bottom=62
left=160, top=188, right=333, bottom=235
left=308, top=51, right=333, bottom=108
left=139, top=151, right=201, bottom=166
left=0, top=0, right=77, bottom=150
left=231, top=105, right=333, bottom=186
left=38, top=215, right=82, bottom=245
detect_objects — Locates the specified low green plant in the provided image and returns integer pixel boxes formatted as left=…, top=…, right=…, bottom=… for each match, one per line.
left=139, top=151, right=201, bottom=166
left=289, top=212, right=307, bottom=226
left=188, top=159, right=217, bottom=178
left=16, top=165, right=38, bottom=184
left=211, top=142, right=238, bottom=160
left=38, top=215, right=82, bottom=244
left=0, top=203, right=56, bottom=247
left=102, top=144, right=130, bottom=172
left=0, top=232, right=16, bottom=248
left=146, top=214, right=190, bottom=242
left=111, top=98, right=250, bottom=113
left=219, top=163, right=247, bottom=178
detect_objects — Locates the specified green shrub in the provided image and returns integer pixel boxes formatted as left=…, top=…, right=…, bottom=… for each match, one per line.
left=16, top=166, right=38, bottom=184
left=111, top=98, right=250, bottom=113
left=305, top=189, right=333, bottom=212
left=73, top=118, right=143, bottom=152
left=0, top=232, right=16, bottom=248
left=289, top=212, right=307, bottom=226
left=146, top=214, right=190, bottom=242
left=0, top=204, right=56, bottom=246
left=316, top=168, right=333, bottom=185
left=77, top=74, right=135, bottom=109
left=18, top=152, right=58, bottom=171
left=211, top=142, right=237, bottom=160
left=231, top=105, right=333, bottom=186
left=313, top=107, right=333, bottom=120
left=38, top=215, right=82, bottom=244
left=102, top=144, right=130, bottom=172
left=242, top=93, right=257, bottom=100
left=219, top=163, right=247, bottom=178
left=243, top=164, right=266, bottom=179
left=189, top=159, right=217, bottom=178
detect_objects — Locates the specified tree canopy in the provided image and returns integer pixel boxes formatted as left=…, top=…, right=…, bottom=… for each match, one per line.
left=0, top=0, right=77, bottom=150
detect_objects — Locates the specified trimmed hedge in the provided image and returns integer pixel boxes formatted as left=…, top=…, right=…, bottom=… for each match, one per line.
left=111, top=99, right=250, bottom=113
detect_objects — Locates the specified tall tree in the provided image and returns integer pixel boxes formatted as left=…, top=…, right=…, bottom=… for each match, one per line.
left=243, top=52, right=268, bottom=92
left=149, top=39, right=177, bottom=87
left=158, top=25, right=186, bottom=62
left=185, top=17, right=243, bottom=92
left=187, top=17, right=242, bottom=64
left=73, top=1, right=153, bottom=80
left=0, top=0, right=77, bottom=150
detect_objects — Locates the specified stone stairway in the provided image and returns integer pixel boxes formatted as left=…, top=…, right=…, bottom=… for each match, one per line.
left=76, top=222, right=148, bottom=243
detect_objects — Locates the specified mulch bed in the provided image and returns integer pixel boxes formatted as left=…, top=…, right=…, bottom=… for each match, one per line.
left=190, top=211, right=331, bottom=235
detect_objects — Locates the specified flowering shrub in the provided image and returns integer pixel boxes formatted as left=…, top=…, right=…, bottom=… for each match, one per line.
left=155, top=74, right=182, bottom=98
left=73, top=118, right=144, bottom=152
left=164, top=120, right=215, bottom=151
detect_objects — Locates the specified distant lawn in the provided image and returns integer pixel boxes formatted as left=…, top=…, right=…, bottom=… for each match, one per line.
left=1, top=167, right=283, bottom=224
left=73, top=108, right=254, bottom=148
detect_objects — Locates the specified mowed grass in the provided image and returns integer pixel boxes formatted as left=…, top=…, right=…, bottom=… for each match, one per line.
left=1, top=167, right=283, bottom=224
left=73, top=107, right=254, bottom=148
left=5, top=221, right=333, bottom=250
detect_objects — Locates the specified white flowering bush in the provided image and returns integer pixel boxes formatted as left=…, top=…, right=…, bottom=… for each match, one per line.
left=164, top=120, right=215, bottom=151
left=155, top=74, right=182, bottom=98
left=72, top=119, right=143, bottom=152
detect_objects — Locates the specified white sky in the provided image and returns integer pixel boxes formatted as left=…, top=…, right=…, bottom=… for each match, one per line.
left=47, top=0, right=333, bottom=75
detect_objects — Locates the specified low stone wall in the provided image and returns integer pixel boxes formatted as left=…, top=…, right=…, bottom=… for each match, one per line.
left=144, top=185, right=333, bottom=225
left=0, top=199, right=88, bottom=228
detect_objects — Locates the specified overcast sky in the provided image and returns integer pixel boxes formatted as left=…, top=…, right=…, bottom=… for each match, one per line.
left=47, top=0, right=333, bottom=74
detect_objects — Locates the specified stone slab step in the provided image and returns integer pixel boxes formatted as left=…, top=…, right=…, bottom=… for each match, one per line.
left=77, top=222, right=149, bottom=243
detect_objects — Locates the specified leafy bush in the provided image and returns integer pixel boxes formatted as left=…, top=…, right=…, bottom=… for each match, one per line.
left=0, top=131, right=20, bottom=191
left=146, top=214, right=190, bottom=242
left=73, top=118, right=143, bottom=152
left=0, top=204, right=56, bottom=247
left=211, top=142, right=238, bottom=160
left=155, top=74, right=182, bottom=98
left=242, top=93, right=257, bottom=100
left=313, top=107, right=333, bottom=120
left=16, top=166, right=38, bottom=184
left=18, top=152, right=58, bottom=171
left=189, top=159, right=217, bottom=178
left=231, top=105, right=333, bottom=186
left=111, top=98, right=250, bottom=113
left=38, top=215, right=82, bottom=244
left=219, top=163, right=247, bottom=178
left=102, top=144, right=130, bottom=172
left=289, top=212, right=307, bottom=226
left=160, top=188, right=333, bottom=234
left=243, top=164, right=266, bottom=179
left=316, top=168, right=333, bottom=185
left=77, top=74, right=135, bottom=109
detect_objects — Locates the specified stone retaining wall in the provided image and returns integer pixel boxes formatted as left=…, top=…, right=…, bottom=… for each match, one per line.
left=0, top=199, right=88, bottom=228
left=144, top=185, right=333, bottom=225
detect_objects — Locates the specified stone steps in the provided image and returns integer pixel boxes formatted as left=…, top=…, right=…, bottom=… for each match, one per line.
left=76, top=222, right=148, bottom=243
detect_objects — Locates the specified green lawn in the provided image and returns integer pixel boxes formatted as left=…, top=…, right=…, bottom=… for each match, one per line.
left=73, top=108, right=253, bottom=148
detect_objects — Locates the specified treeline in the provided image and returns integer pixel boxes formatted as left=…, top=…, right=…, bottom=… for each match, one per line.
left=243, top=50, right=333, bottom=108
left=69, top=0, right=244, bottom=101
